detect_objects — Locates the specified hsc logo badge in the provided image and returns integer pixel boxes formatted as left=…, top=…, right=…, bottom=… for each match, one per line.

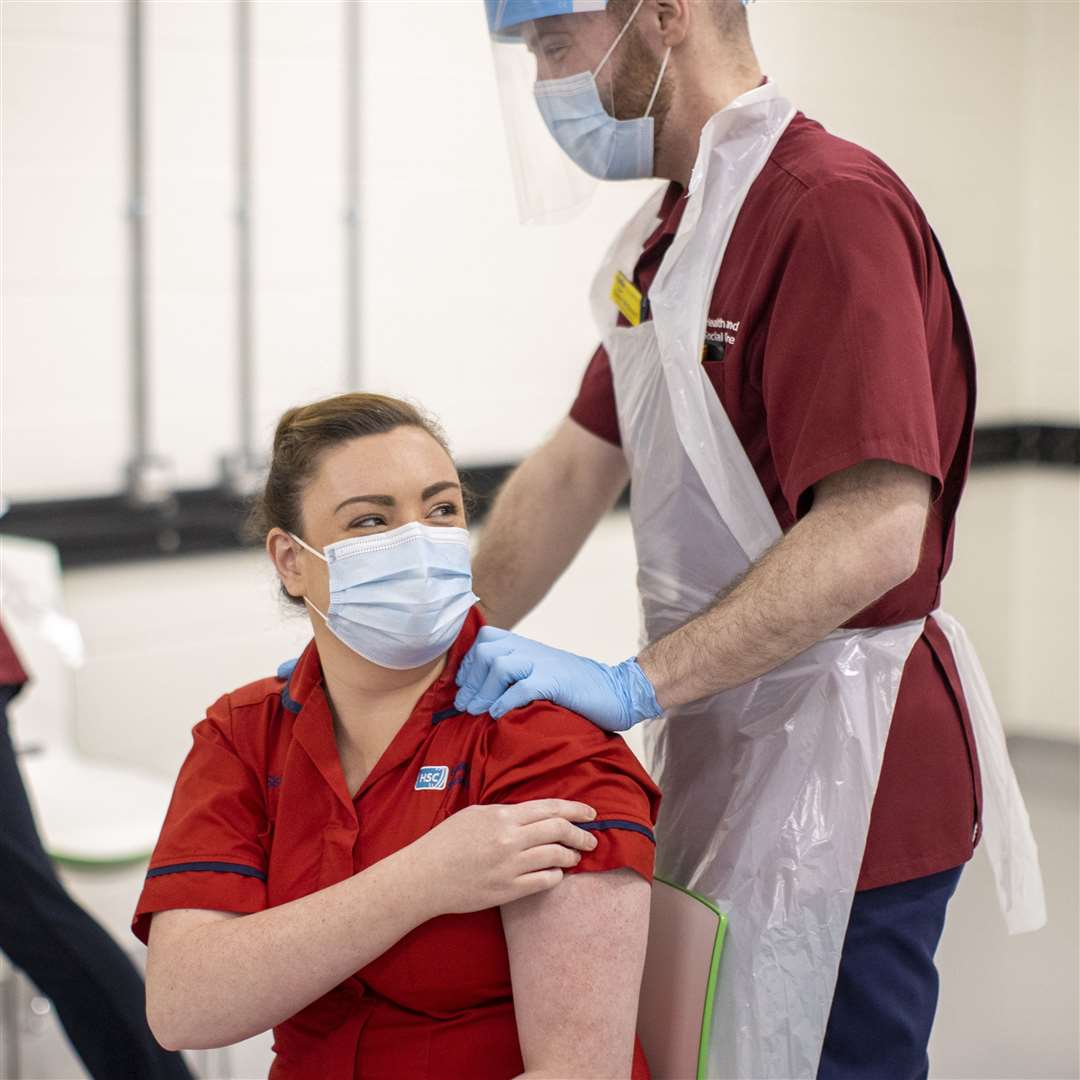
left=415, top=765, right=450, bottom=791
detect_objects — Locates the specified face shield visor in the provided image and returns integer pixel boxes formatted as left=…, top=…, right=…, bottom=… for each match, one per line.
left=484, top=0, right=669, bottom=224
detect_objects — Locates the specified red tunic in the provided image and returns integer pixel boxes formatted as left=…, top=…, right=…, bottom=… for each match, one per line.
left=133, top=607, right=659, bottom=1078
left=569, top=111, right=981, bottom=890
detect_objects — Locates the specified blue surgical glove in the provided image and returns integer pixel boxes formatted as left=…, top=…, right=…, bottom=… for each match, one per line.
left=277, top=657, right=299, bottom=681
left=453, top=627, right=662, bottom=732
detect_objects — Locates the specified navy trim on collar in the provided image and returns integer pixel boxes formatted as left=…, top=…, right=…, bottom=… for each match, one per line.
left=432, top=706, right=463, bottom=725
left=146, top=861, right=267, bottom=882
left=578, top=819, right=656, bottom=844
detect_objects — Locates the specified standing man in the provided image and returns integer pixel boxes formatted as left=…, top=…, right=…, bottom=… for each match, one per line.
left=458, top=2, right=1046, bottom=1077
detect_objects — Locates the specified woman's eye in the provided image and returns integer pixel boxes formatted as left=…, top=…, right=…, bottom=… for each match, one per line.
left=350, top=515, right=385, bottom=529
left=429, top=502, right=459, bottom=519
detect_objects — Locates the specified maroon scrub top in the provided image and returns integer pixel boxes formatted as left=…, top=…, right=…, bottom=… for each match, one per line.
left=570, top=111, right=981, bottom=891
left=133, top=607, right=658, bottom=1078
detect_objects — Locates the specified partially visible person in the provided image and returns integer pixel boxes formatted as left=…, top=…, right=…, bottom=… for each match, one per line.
left=134, top=393, right=660, bottom=1079
left=0, top=618, right=192, bottom=1080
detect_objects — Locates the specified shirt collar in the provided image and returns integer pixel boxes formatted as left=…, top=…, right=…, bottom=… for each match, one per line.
left=281, top=606, right=485, bottom=809
left=639, top=181, right=687, bottom=268
left=283, top=605, right=483, bottom=718
left=638, top=76, right=774, bottom=277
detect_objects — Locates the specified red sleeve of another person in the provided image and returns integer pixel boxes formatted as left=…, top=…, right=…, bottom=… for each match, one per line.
left=477, top=703, right=660, bottom=881
left=569, top=344, right=623, bottom=447
left=763, top=178, right=944, bottom=518
left=0, top=620, right=29, bottom=688
left=131, top=697, right=269, bottom=945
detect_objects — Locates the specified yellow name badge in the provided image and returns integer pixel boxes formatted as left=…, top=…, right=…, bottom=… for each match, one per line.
left=611, top=270, right=644, bottom=326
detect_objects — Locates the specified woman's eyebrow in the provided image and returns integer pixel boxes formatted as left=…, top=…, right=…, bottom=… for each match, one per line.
left=334, top=494, right=395, bottom=512
left=422, top=481, right=461, bottom=501
left=334, top=482, right=459, bottom=514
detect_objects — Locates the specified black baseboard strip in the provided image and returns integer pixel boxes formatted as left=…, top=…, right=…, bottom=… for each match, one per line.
left=970, top=423, right=1080, bottom=468
left=2, top=424, right=1076, bottom=569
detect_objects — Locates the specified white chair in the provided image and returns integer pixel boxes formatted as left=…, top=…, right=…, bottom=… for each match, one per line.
left=637, top=877, right=728, bottom=1080
left=1, top=534, right=175, bottom=865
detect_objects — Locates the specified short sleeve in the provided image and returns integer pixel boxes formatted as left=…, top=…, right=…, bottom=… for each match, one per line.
left=763, top=178, right=944, bottom=519
left=477, top=704, right=661, bottom=882
left=131, top=698, right=268, bottom=945
left=569, top=344, right=623, bottom=448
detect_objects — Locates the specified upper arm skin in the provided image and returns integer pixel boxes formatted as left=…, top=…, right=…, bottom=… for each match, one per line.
left=550, top=416, right=629, bottom=498
left=807, top=459, right=932, bottom=591
left=145, top=909, right=240, bottom=1040
left=472, top=418, right=629, bottom=629
left=501, top=869, right=650, bottom=1080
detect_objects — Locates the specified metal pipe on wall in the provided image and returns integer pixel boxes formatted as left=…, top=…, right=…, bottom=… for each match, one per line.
left=235, top=0, right=254, bottom=464
left=344, top=0, right=362, bottom=390
left=220, top=0, right=263, bottom=496
left=124, top=0, right=173, bottom=508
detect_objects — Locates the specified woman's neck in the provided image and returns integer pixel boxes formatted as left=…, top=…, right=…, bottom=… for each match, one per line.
left=313, top=623, right=448, bottom=779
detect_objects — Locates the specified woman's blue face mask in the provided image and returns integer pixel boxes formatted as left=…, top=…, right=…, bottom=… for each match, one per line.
left=292, top=521, right=479, bottom=670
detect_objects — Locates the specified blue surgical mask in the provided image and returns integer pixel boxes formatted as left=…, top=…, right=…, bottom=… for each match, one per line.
left=532, top=0, right=671, bottom=181
left=291, top=522, right=479, bottom=670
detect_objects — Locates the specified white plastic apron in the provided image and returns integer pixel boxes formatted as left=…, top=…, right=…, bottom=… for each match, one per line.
left=594, top=82, right=1046, bottom=1079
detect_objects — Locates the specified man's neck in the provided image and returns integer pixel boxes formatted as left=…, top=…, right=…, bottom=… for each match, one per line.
left=656, top=61, right=764, bottom=187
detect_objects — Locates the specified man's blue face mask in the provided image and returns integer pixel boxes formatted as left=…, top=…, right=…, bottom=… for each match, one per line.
left=532, top=0, right=671, bottom=181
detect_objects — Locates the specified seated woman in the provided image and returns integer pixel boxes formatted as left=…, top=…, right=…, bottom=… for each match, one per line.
left=133, top=393, right=661, bottom=1079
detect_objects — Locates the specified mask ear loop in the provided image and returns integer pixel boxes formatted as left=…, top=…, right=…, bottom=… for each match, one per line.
left=593, top=0, right=668, bottom=122
left=302, top=595, right=331, bottom=623
left=287, top=532, right=331, bottom=621
left=593, top=0, right=646, bottom=77
left=289, top=532, right=328, bottom=562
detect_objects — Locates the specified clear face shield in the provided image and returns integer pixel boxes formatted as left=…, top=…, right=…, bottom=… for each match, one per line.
left=485, top=0, right=669, bottom=224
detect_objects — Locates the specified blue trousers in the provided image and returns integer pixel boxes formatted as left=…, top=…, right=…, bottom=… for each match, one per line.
left=817, top=865, right=964, bottom=1080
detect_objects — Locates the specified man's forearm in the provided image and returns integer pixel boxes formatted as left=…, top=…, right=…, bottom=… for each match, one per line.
left=639, top=464, right=931, bottom=710
left=473, top=419, right=628, bottom=628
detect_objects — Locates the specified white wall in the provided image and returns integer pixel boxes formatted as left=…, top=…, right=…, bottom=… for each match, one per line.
left=943, top=469, right=1079, bottom=742
left=357, top=1, right=657, bottom=467
left=1, top=0, right=655, bottom=500
left=2, top=1, right=129, bottom=498
left=7, top=0, right=1075, bottom=498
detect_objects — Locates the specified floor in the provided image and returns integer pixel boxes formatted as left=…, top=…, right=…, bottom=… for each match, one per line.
left=928, top=737, right=1079, bottom=1080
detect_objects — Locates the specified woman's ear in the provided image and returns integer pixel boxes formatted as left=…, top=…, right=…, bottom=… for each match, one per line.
left=267, top=528, right=306, bottom=599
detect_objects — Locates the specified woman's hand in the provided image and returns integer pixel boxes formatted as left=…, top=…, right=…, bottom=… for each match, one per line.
left=403, top=799, right=599, bottom=917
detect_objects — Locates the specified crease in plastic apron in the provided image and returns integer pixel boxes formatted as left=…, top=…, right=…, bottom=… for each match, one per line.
left=595, top=81, right=1044, bottom=1079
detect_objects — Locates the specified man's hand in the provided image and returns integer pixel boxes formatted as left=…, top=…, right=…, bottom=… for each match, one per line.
left=454, top=627, right=662, bottom=731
